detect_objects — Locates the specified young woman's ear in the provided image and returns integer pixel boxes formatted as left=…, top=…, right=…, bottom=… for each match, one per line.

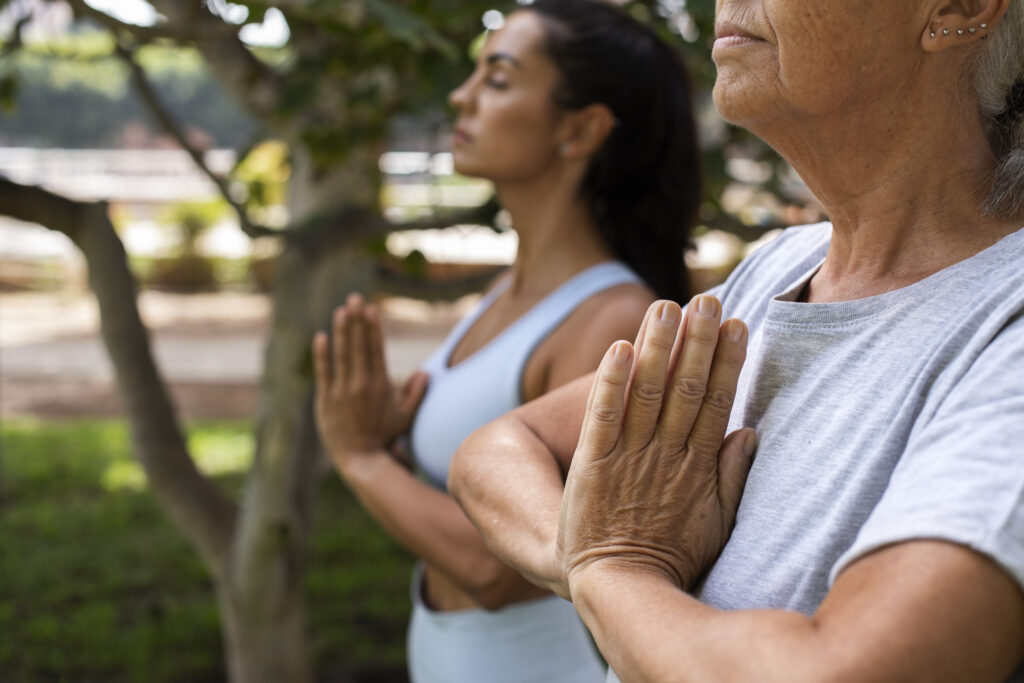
left=557, top=103, right=616, bottom=160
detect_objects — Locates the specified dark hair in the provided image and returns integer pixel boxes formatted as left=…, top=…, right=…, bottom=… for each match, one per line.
left=527, top=0, right=700, bottom=302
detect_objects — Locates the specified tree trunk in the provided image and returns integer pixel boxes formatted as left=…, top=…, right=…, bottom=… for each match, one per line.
left=217, top=144, right=382, bottom=682
left=218, top=580, right=313, bottom=683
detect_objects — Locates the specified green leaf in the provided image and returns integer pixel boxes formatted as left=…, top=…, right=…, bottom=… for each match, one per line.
left=364, top=0, right=459, bottom=60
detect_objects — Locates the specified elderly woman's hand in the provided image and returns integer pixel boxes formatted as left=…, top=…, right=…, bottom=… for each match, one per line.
left=313, top=293, right=428, bottom=476
left=557, top=296, right=755, bottom=598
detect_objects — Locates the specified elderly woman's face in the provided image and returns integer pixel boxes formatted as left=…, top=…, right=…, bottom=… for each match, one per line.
left=712, top=0, right=930, bottom=128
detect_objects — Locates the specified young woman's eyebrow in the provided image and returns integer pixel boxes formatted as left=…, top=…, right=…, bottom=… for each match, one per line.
left=486, top=52, right=524, bottom=69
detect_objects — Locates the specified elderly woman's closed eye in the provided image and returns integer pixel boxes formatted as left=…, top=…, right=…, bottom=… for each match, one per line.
left=448, top=1, right=1024, bottom=682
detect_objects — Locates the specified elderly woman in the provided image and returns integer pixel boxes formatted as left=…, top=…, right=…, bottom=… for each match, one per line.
left=449, top=0, right=1024, bottom=681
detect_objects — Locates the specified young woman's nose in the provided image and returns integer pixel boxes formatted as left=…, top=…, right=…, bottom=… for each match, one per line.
left=448, top=76, right=474, bottom=113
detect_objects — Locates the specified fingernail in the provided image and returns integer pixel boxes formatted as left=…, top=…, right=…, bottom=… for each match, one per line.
left=659, top=301, right=680, bottom=325
left=696, top=296, right=718, bottom=318
left=743, top=431, right=757, bottom=459
left=725, top=319, right=746, bottom=342
left=612, top=341, right=632, bottom=365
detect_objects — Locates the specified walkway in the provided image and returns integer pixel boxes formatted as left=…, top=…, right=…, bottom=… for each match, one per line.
left=1, top=291, right=467, bottom=419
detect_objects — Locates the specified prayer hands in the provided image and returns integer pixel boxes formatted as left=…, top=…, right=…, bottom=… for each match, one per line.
left=558, top=296, right=755, bottom=599
left=313, top=293, right=428, bottom=475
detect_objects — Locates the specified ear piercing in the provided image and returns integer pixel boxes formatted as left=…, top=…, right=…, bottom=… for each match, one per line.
left=936, top=24, right=988, bottom=39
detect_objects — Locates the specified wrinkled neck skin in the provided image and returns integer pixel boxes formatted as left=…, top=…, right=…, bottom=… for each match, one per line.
left=494, top=165, right=615, bottom=298
left=757, top=67, right=1021, bottom=303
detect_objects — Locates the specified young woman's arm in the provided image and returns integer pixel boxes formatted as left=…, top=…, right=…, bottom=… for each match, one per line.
left=314, top=291, right=648, bottom=608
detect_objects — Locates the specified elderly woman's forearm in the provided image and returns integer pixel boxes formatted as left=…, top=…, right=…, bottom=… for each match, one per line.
left=569, top=541, right=1024, bottom=683
left=449, top=416, right=567, bottom=592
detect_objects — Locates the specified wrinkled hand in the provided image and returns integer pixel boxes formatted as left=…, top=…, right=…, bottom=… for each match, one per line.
left=557, top=295, right=755, bottom=600
left=312, top=293, right=428, bottom=475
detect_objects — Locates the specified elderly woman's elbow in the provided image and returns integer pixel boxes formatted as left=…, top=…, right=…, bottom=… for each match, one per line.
left=448, top=418, right=505, bottom=505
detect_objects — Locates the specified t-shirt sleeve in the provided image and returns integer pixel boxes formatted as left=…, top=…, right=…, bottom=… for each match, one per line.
left=830, top=314, right=1024, bottom=590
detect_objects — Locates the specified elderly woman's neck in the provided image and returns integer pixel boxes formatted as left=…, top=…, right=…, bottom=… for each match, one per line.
left=776, top=98, right=1021, bottom=303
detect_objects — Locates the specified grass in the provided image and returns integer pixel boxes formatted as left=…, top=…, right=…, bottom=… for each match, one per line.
left=0, top=419, right=414, bottom=682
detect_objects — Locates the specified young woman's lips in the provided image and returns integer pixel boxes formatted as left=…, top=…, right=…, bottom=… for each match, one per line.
left=452, top=128, right=473, bottom=145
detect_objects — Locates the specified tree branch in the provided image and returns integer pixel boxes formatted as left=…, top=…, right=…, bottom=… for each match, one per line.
left=113, top=40, right=281, bottom=240
left=295, top=195, right=502, bottom=252
left=64, top=0, right=234, bottom=44
left=0, top=176, right=238, bottom=575
left=145, top=0, right=283, bottom=123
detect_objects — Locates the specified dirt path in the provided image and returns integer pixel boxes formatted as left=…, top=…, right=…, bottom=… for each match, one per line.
left=1, top=291, right=469, bottom=420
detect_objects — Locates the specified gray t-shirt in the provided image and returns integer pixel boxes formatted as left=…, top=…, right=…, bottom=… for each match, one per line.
left=609, top=222, right=1024, bottom=682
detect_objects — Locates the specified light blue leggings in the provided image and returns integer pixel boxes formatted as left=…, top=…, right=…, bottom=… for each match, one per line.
left=407, top=564, right=606, bottom=683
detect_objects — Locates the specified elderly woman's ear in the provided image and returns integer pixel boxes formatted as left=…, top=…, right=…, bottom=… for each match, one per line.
left=922, top=0, right=1012, bottom=51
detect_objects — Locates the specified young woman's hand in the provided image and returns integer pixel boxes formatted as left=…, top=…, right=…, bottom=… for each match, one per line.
left=313, top=293, right=428, bottom=476
left=557, top=296, right=756, bottom=599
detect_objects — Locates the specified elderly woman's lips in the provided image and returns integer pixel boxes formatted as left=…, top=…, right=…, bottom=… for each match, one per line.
left=715, top=35, right=761, bottom=46
left=713, top=22, right=763, bottom=48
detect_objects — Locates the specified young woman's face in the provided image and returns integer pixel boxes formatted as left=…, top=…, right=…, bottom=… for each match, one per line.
left=448, top=11, right=566, bottom=183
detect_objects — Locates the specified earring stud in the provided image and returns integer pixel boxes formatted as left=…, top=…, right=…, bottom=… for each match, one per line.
left=969, top=27, right=976, bottom=34
left=930, top=31, right=936, bottom=37
left=980, top=23, right=988, bottom=29
left=957, top=28, right=964, bottom=35
left=943, top=28, right=950, bottom=35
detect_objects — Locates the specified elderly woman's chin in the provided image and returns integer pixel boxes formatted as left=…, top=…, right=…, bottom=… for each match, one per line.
left=712, top=76, right=772, bottom=130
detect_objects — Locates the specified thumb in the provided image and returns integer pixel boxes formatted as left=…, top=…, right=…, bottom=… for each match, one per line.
left=400, top=370, right=430, bottom=419
left=717, top=428, right=756, bottom=528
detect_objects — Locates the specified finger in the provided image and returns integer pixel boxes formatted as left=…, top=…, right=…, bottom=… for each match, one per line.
left=576, top=340, right=633, bottom=463
left=626, top=305, right=653, bottom=390
left=400, top=370, right=430, bottom=419
left=347, top=293, right=368, bottom=391
left=620, top=300, right=682, bottom=451
left=656, top=295, right=723, bottom=447
left=684, top=318, right=748, bottom=472
left=366, top=304, right=389, bottom=380
left=665, top=306, right=690, bottom=381
left=331, top=306, right=348, bottom=390
left=718, top=428, right=756, bottom=529
left=312, top=331, right=330, bottom=397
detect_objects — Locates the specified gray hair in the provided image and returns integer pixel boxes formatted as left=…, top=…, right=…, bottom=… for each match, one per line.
left=975, top=1, right=1024, bottom=218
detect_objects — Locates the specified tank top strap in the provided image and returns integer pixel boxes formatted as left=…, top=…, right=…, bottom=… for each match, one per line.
left=500, top=260, right=643, bottom=373
left=418, top=270, right=513, bottom=374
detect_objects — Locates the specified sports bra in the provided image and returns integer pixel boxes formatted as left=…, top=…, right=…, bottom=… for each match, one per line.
left=409, top=261, right=642, bottom=490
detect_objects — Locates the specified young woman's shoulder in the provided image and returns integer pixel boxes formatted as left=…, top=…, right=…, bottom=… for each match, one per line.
left=523, top=281, right=655, bottom=400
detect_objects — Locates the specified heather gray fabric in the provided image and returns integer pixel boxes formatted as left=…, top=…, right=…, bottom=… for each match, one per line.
left=607, top=222, right=1024, bottom=682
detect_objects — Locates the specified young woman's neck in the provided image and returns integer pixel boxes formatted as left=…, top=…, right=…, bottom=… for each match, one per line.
left=496, top=179, right=615, bottom=296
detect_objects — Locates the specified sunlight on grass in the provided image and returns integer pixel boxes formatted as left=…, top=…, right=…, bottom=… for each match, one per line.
left=98, top=423, right=254, bottom=492
left=188, top=425, right=254, bottom=475
left=101, top=460, right=147, bottom=491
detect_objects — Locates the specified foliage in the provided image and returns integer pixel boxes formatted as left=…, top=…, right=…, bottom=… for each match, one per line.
left=0, top=36, right=256, bottom=148
left=0, top=419, right=414, bottom=682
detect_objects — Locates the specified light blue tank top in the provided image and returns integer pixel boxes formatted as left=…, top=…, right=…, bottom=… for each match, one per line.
left=410, top=261, right=642, bottom=490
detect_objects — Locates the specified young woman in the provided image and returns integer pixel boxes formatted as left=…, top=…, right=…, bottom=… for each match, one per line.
left=312, top=1, right=702, bottom=680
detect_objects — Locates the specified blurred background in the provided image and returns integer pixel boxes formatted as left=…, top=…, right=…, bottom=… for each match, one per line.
left=0, top=1, right=822, bottom=680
